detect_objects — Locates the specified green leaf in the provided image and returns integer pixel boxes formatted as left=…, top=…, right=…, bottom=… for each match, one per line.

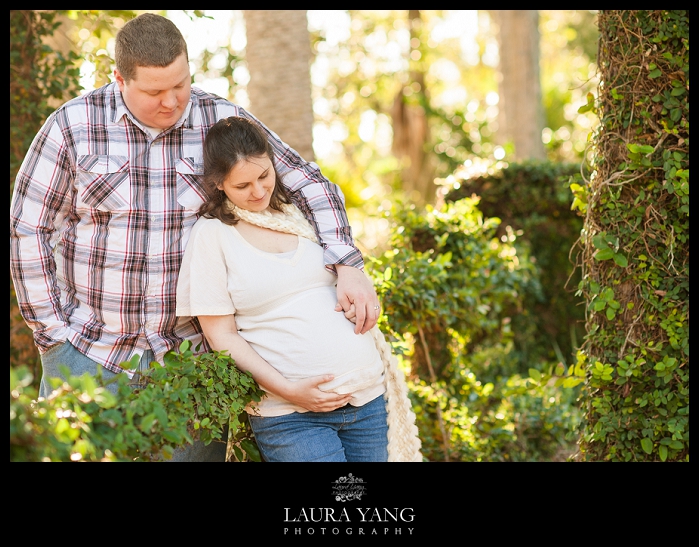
left=627, top=143, right=654, bottom=155
left=659, top=445, right=668, bottom=461
left=593, top=300, right=606, bottom=311
left=641, top=438, right=653, bottom=454
left=529, top=368, right=542, bottom=383
left=240, top=439, right=262, bottom=462
left=154, top=404, right=168, bottom=426
left=125, top=354, right=141, bottom=371
left=162, top=430, right=181, bottom=443
left=140, top=413, right=157, bottom=432
left=594, top=248, right=614, bottom=261
left=649, top=68, right=662, bottom=78
left=592, top=233, right=609, bottom=249
left=669, top=441, right=684, bottom=450
left=613, top=253, right=628, bottom=267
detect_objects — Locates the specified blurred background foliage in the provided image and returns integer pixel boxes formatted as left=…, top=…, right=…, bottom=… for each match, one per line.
left=155, top=10, right=599, bottom=252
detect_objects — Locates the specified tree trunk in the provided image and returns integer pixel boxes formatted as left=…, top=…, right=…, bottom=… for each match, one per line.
left=242, top=10, right=315, bottom=161
left=391, top=9, right=436, bottom=207
left=491, top=10, right=546, bottom=161
left=577, top=10, right=689, bottom=462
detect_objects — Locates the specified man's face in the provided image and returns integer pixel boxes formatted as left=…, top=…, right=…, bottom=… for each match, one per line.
left=114, top=53, right=191, bottom=130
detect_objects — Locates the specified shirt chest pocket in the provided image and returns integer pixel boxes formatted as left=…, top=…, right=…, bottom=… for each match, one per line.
left=75, top=155, right=130, bottom=211
left=175, top=158, right=206, bottom=212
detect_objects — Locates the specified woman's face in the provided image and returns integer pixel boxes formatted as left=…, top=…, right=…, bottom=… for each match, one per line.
left=218, top=155, right=275, bottom=212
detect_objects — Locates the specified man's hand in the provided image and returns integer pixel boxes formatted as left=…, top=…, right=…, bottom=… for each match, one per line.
left=334, top=264, right=380, bottom=335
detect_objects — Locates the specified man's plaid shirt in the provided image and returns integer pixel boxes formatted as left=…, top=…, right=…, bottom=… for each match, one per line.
left=10, top=83, right=363, bottom=374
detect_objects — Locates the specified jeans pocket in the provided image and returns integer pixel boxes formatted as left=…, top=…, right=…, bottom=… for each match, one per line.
left=42, top=341, right=68, bottom=358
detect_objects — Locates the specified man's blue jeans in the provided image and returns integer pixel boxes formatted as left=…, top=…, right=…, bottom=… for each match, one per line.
left=248, top=394, right=389, bottom=462
left=39, top=340, right=227, bottom=462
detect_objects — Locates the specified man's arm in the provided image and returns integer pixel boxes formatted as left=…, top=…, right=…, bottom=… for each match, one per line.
left=10, top=114, right=73, bottom=351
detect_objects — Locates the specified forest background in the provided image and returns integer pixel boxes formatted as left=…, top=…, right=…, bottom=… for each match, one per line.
left=10, top=10, right=688, bottom=463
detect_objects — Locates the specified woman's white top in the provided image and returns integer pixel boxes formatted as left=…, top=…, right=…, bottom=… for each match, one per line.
left=176, top=216, right=385, bottom=417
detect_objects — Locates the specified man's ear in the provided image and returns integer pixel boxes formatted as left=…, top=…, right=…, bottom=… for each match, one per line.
left=114, top=69, right=126, bottom=92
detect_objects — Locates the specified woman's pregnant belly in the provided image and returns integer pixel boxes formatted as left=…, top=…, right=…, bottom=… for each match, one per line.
left=235, top=285, right=384, bottom=393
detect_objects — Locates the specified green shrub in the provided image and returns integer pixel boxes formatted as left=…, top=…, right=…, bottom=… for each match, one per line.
left=369, top=196, right=539, bottom=380
left=367, top=196, right=582, bottom=461
left=410, top=365, right=582, bottom=462
left=10, top=341, right=265, bottom=462
left=445, top=160, right=586, bottom=372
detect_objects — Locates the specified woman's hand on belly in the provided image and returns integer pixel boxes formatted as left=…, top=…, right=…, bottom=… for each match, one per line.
left=283, top=375, right=353, bottom=412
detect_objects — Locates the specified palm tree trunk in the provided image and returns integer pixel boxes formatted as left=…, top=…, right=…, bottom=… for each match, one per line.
left=243, top=10, right=315, bottom=161
left=491, top=10, right=546, bottom=161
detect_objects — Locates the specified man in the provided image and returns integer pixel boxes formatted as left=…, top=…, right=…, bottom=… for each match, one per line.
left=9, top=13, right=379, bottom=461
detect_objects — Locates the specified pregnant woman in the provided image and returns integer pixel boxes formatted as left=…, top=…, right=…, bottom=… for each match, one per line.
left=176, top=116, right=421, bottom=462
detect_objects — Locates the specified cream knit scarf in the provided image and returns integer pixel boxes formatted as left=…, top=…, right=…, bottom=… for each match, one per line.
left=226, top=199, right=423, bottom=462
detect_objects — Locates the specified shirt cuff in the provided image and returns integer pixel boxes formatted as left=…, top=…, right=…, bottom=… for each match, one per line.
left=323, top=244, right=365, bottom=273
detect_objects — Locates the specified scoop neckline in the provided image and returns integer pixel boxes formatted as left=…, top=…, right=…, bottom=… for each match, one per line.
left=229, top=223, right=305, bottom=263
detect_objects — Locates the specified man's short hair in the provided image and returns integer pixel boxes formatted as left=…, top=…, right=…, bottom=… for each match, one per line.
left=115, top=13, right=189, bottom=82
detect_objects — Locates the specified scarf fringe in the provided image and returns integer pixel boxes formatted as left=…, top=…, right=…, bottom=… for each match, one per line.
left=371, top=326, right=424, bottom=462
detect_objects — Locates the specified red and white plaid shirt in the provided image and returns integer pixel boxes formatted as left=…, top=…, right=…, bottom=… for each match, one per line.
left=10, top=83, right=363, bottom=374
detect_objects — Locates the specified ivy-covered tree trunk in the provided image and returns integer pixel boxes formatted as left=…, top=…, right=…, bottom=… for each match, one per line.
left=575, top=11, right=689, bottom=461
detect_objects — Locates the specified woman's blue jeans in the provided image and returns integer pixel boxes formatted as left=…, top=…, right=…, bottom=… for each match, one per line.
left=248, top=394, right=389, bottom=462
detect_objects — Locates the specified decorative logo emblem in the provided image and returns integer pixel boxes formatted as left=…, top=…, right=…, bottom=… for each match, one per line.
left=332, top=473, right=366, bottom=502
